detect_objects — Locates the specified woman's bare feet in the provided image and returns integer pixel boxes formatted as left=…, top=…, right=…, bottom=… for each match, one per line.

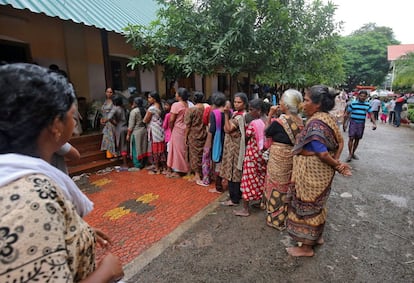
left=316, top=237, right=324, bottom=245
left=286, top=246, right=314, bottom=257
left=233, top=208, right=249, bottom=217
left=220, top=200, right=238, bottom=206
left=208, top=188, right=222, bottom=194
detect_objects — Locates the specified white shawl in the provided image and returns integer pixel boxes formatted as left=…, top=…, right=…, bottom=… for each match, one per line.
left=0, top=153, right=93, bottom=217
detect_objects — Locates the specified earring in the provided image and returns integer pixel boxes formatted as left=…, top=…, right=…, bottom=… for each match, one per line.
left=55, top=132, right=61, bottom=142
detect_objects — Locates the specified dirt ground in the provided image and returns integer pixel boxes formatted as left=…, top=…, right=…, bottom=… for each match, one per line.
left=127, top=123, right=414, bottom=283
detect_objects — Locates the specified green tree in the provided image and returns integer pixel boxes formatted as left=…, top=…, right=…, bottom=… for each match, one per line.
left=339, top=23, right=399, bottom=91
left=393, top=52, right=414, bottom=92
left=124, top=0, right=344, bottom=92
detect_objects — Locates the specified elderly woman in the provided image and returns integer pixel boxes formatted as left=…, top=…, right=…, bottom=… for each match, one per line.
left=286, top=85, right=351, bottom=257
left=262, top=89, right=304, bottom=229
left=0, top=63, right=124, bottom=282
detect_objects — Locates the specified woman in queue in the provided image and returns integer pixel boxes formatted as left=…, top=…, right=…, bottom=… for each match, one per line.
left=100, top=87, right=117, bottom=159
left=143, top=91, right=166, bottom=175
left=0, top=63, right=124, bottom=282
left=262, top=89, right=304, bottom=230
left=166, top=87, right=190, bottom=178
left=219, top=92, right=248, bottom=206
left=184, top=91, right=207, bottom=182
left=234, top=98, right=267, bottom=216
left=127, top=96, right=149, bottom=169
left=286, top=85, right=351, bottom=257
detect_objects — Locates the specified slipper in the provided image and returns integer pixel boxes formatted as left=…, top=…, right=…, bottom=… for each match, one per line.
left=196, top=180, right=209, bottom=187
left=166, top=173, right=180, bottom=178
left=182, top=174, right=194, bottom=180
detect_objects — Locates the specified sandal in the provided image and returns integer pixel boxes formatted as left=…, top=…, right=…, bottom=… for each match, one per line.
left=148, top=169, right=160, bottom=175
left=196, top=180, right=209, bottom=187
left=145, top=165, right=155, bottom=171
left=166, top=172, right=180, bottom=178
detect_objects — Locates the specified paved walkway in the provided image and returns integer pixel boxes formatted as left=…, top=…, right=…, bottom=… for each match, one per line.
left=76, top=122, right=414, bottom=281
left=76, top=169, right=222, bottom=277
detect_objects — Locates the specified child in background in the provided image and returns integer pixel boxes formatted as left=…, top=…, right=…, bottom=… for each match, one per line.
left=196, top=101, right=213, bottom=187
left=162, top=99, right=175, bottom=175
left=51, top=142, right=80, bottom=175
left=381, top=99, right=388, bottom=123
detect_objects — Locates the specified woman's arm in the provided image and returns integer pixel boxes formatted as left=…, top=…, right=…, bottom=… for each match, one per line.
left=223, top=110, right=235, bottom=133
left=65, top=145, right=81, bottom=161
left=143, top=110, right=152, bottom=124
left=333, top=139, right=344, bottom=160
left=127, top=110, right=136, bottom=141
left=169, top=113, right=177, bottom=130
left=80, top=253, right=124, bottom=283
left=267, top=105, right=280, bottom=126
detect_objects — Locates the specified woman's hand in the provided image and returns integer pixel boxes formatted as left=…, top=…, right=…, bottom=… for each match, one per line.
left=268, top=105, right=280, bottom=116
left=335, top=163, right=352, bottom=176
left=81, top=253, right=124, bottom=283
left=94, top=228, right=111, bottom=248
left=99, top=253, right=124, bottom=282
left=223, top=103, right=232, bottom=116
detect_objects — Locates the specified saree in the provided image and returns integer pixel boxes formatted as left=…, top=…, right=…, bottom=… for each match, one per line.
left=240, top=119, right=266, bottom=202
left=262, top=114, right=303, bottom=230
left=184, top=106, right=207, bottom=173
left=128, top=108, right=149, bottom=168
left=287, top=112, right=342, bottom=245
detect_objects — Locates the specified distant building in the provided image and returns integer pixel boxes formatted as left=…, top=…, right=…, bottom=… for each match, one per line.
left=387, top=44, right=414, bottom=91
left=0, top=0, right=161, bottom=101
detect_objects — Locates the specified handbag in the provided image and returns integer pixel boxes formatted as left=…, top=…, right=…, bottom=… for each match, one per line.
left=212, top=129, right=222, bottom=162
left=211, top=110, right=223, bottom=162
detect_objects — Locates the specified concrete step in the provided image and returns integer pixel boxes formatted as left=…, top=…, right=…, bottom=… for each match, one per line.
left=68, top=159, right=122, bottom=177
left=66, top=150, right=106, bottom=167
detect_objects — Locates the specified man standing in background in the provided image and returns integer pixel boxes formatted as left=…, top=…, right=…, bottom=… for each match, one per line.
left=346, top=90, right=377, bottom=162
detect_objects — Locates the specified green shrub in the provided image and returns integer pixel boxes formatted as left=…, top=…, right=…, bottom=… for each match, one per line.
left=408, top=109, right=414, bottom=123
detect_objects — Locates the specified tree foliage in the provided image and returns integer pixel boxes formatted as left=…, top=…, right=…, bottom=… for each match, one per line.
left=124, top=0, right=344, bottom=89
left=339, top=23, right=399, bottom=91
left=393, top=52, right=414, bottom=91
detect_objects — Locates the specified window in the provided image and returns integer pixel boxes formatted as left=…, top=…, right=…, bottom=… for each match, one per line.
left=110, top=56, right=140, bottom=94
left=0, top=40, right=32, bottom=63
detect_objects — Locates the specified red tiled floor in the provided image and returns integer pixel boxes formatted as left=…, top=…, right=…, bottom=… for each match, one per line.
left=82, top=170, right=220, bottom=264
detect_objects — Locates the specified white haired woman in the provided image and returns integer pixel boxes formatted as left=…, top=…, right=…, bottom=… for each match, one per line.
left=261, top=89, right=304, bottom=229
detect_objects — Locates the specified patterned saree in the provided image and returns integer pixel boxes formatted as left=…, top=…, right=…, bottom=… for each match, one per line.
left=286, top=112, right=343, bottom=245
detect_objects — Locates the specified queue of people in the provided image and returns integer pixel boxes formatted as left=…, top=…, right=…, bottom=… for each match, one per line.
left=99, top=84, right=352, bottom=258
left=0, top=62, right=359, bottom=283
